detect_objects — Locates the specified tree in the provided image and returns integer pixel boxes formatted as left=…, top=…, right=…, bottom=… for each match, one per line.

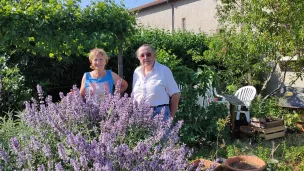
left=202, top=0, right=304, bottom=97
left=0, top=0, right=136, bottom=76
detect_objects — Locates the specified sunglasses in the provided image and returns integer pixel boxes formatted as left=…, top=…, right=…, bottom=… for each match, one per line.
left=139, top=52, right=152, bottom=58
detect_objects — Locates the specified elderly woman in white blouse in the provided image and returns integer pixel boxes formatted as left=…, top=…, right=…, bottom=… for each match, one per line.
left=132, top=44, right=180, bottom=121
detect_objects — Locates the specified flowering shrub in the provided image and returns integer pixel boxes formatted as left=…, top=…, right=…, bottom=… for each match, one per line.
left=0, top=82, right=191, bottom=170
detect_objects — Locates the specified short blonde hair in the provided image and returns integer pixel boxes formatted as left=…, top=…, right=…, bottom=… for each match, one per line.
left=89, top=48, right=109, bottom=69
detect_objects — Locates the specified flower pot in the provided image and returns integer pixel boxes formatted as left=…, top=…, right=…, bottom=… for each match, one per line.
left=190, top=159, right=222, bottom=171
left=224, top=155, right=266, bottom=171
left=239, top=126, right=256, bottom=138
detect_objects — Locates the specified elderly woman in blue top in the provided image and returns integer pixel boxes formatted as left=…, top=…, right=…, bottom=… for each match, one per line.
left=132, top=44, right=181, bottom=120
left=80, top=48, right=128, bottom=100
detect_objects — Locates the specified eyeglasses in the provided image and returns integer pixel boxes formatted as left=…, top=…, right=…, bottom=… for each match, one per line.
left=139, top=52, right=152, bottom=58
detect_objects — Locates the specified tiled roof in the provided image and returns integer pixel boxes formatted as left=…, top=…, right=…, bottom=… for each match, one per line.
left=130, top=0, right=173, bottom=12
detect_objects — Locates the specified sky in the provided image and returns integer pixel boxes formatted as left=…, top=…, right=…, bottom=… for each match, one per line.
left=80, top=0, right=155, bottom=9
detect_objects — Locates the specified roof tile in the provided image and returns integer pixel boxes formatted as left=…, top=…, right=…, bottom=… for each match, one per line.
left=130, top=0, right=168, bottom=12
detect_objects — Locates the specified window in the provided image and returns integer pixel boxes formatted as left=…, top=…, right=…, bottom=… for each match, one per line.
left=182, top=18, right=186, bottom=31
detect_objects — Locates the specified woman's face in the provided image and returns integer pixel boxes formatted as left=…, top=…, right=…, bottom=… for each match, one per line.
left=137, top=46, right=155, bottom=68
left=92, top=53, right=106, bottom=70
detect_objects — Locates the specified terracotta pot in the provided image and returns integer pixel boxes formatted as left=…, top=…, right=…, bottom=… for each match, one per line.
left=224, top=155, right=266, bottom=171
left=240, top=126, right=256, bottom=138
left=190, top=159, right=222, bottom=171
left=240, top=126, right=255, bottom=134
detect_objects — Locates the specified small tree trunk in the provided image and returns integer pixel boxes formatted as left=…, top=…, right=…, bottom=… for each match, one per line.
left=247, top=69, right=252, bottom=85
left=118, top=42, right=123, bottom=77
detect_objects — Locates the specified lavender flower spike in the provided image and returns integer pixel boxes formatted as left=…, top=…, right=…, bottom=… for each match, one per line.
left=9, top=137, right=20, bottom=154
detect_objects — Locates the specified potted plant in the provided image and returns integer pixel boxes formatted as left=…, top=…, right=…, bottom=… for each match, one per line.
left=224, top=155, right=266, bottom=171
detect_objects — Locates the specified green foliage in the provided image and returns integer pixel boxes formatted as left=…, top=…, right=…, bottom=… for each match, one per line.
left=125, top=29, right=208, bottom=69
left=250, top=96, right=302, bottom=129
left=166, top=63, right=230, bottom=147
left=203, top=31, right=270, bottom=92
left=156, top=49, right=182, bottom=69
left=284, top=113, right=301, bottom=129
left=250, top=96, right=282, bottom=119
left=0, top=55, right=31, bottom=115
left=0, top=111, right=31, bottom=149
left=0, top=0, right=135, bottom=57
left=285, top=146, right=304, bottom=164
left=225, top=84, right=238, bottom=95
left=156, top=48, right=195, bottom=87
left=214, top=116, right=230, bottom=159
left=124, top=125, right=151, bottom=148
left=177, top=103, right=229, bottom=147
left=202, top=0, right=304, bottom=95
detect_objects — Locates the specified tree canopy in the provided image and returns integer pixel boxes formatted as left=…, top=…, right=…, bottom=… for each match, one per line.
left=0, top=0, right=136, bottom=59
left=203, top=0, right=304, bottom=96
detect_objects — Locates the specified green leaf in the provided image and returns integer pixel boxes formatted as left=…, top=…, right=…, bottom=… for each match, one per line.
left=49, top=53, right=54, bottom=58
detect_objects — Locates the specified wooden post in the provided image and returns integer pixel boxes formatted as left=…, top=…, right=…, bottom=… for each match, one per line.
left=118, top=41, right=123, bottom=77
left=230, top=104, right=236, bottom=139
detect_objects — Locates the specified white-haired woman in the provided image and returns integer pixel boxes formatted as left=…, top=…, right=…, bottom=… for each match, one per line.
left=132, top=44, right=180, bottom=120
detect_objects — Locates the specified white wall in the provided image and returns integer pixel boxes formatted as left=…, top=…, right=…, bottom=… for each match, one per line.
left=135, top=0, right=219, bottom=34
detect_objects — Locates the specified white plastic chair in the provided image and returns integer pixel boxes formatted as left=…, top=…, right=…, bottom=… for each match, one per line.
left=178, top=84, right=184, bottom=92
left=235, top=86, right=256, bottom=122
left=197, top=84, right=229, bottom=110
left=197, top=90, right=214, bottom=108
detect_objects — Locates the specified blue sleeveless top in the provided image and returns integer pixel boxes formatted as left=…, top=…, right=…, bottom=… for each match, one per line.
left=85, top=70, right=114, bottom=95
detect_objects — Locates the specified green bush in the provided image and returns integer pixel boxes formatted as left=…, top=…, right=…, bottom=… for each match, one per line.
left=250, top=96, right=282, bottom=119
left=174, top=68, right=229, bottom=147
left=0, top=55, right=31, bottom=115
left=124, top=29, right=209, bottom=69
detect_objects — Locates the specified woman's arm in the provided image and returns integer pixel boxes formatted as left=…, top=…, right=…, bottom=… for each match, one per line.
left=79, top=74, right=86, bottom=98
left=112, top=72, right=128, bottom=93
